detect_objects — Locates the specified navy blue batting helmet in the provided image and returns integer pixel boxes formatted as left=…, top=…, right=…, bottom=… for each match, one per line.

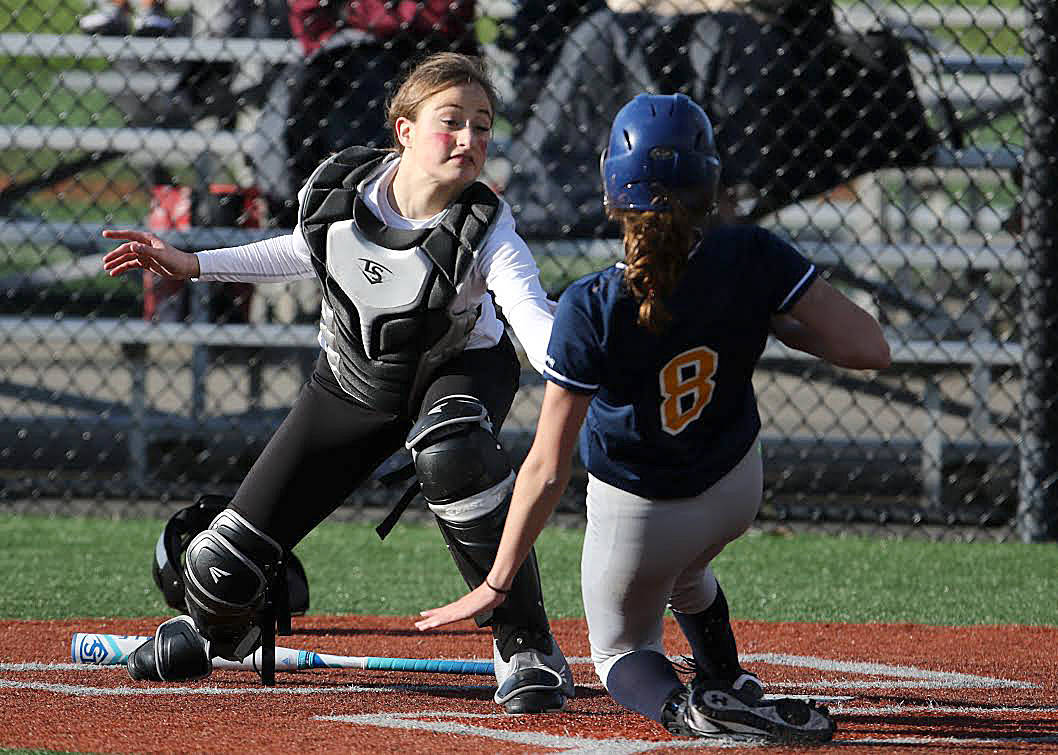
left=601, top=93, right=721, bottom=212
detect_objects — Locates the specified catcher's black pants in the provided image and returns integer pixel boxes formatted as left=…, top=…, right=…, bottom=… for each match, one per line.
left=230, top=336, right=521, bottom=549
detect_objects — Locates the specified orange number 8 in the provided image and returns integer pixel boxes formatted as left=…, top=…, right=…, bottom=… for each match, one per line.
left=659, top=346, right=718, bottom=435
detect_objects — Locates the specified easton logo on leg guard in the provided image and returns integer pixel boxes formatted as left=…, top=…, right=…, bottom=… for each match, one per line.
left=209, top=566, right=231, bottom=583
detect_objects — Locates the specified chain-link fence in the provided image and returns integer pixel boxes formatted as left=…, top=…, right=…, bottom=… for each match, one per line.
left=0, top=0, right=1045, bottom=539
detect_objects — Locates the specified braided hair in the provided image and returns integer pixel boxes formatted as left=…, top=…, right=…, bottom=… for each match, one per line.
left=609, top=197, right=697, bottom=333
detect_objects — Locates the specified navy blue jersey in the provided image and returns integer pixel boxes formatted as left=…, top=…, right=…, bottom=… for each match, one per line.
left=544, top=225, right=817, bottom=498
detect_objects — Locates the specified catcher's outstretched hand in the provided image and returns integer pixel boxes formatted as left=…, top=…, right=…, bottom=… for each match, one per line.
left=415, top=582, right=505, bottom=631
left=101, top=229, right=200, bottom=279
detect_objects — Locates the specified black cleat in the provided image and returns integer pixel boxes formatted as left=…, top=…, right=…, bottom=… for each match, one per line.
left=502, top=688, right=568, bottom=714
left=492, top=632, right=574, bottom=715
left=494, top=663, right=570, bottom=714
left=666, top=681, right=836, bottom=744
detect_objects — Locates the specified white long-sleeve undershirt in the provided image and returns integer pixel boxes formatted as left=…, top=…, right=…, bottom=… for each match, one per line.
left=195, top=233, right=314, bottom=282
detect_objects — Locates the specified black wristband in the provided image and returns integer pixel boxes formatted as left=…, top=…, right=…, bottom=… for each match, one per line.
left=485, top=579, right=510, bottom=595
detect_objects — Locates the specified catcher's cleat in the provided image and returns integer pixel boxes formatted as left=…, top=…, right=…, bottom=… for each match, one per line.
left=126, top=615, right=212, bottom=683
left=663, top=681, right=835, bottom=744
left=501, top=686, right=568, bottom=715
left=493, top=635, right=575, bottom=714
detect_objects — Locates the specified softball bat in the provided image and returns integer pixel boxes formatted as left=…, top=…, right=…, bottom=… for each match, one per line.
left=71, top=632, right=495, bottom=675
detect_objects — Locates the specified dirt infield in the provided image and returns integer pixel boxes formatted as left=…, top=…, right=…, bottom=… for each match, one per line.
left=2, top=616, right=1056, bottom=753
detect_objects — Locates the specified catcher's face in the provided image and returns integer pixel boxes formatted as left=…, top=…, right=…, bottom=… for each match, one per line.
left=395, top=83, right=492, bottom=190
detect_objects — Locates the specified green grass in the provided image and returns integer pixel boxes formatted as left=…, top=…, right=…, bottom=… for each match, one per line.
left=2, top=513, right=1056, bottom=627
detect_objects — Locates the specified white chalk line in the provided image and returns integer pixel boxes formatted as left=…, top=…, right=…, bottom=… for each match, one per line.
left=848, top=736, right=1058, bottom=746
left=316, top=712, right=755, bottom=752
left=831, top=702, right=1058, bottom=715
left=740, top=653, right=1036, bottom=690
left=316, top=711, right=1058, bottom=752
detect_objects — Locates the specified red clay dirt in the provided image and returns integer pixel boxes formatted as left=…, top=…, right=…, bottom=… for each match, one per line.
left=1, top=616, right=1055, bottom=753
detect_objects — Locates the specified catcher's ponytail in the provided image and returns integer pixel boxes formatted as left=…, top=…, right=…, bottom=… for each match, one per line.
left=609, top=199, right=696, bottom=333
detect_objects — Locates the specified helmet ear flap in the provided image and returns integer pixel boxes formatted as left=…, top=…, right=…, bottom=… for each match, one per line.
left=152, top=495, right=231, bottom=611
left=599, top=148, right=610, bottom=207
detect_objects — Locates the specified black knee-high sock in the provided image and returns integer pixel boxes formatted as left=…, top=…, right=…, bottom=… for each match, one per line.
left=605, top=650, right=685, bottom=723
left=671, top=585, right=741, bottom=683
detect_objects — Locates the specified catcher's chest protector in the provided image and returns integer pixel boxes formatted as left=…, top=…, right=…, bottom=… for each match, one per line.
left=299, top=148, right=501, bottom=414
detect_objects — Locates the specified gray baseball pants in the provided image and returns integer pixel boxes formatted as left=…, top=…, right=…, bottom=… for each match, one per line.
left=580, top=437, right=763, bottom=686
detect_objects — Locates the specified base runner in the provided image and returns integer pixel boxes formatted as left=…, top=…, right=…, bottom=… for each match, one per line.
left=416, top=93, right=891, bottom=743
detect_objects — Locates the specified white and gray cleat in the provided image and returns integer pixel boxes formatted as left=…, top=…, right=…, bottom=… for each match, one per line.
left=492, top=636, right=575, bottom=714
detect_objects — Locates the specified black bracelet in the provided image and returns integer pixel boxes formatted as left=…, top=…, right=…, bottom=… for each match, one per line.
left=485, top=579, right=511, bottom=595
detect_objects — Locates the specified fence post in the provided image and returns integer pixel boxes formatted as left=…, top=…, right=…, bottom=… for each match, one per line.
left=1017, top=1, right=1058, bottom=542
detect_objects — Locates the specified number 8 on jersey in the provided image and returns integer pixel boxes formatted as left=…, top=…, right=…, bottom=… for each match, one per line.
left=659, top=346, right=718, bottom=435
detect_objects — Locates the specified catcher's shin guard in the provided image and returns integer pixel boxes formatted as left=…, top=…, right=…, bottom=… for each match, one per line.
left=126, top=615, right=211, bottom=682
left=410, top=396, right=573, bottom=712
left=433, top=496, right=552, bottom=645
left=182, top=508, right=283, bottom=662
left=433, top=499, right=574, bottom=712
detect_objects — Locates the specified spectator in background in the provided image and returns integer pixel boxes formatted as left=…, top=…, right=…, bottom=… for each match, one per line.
left=172, top=0, right=292, bottom=130
left=79, top=0, right=176, bottom=35
left=494, top=0, right=603, bottom=124
left=250, top=0, right=480, bottom=227
left=501, top=0, right=941, bottom=237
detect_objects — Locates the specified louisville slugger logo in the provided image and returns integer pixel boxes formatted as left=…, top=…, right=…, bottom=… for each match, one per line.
left=77, top=635, right=109, bottom=663
left=360, top=258, right=394, bottom=285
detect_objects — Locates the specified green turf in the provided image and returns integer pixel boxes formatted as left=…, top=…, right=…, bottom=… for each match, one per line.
left=2, top=513, right=1056, bottom=627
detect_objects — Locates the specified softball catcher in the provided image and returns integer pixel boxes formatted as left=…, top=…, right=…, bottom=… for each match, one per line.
left=417, top=93, right=891, bottom=742
left=102, top=53, right=573, bottom=714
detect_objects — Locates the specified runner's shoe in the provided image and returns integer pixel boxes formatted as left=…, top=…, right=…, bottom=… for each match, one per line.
left=730, top=670, right=765, bottom=703
left=663, top=681, right=835, bottom=744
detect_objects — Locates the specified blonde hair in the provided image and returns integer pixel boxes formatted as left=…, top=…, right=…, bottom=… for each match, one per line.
left=610, top=200, right=697, bottom=333
left=386, top=53, right=499, bottom=153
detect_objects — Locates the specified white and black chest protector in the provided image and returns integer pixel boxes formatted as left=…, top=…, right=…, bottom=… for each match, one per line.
left=299, top=147, right=501, bottom=416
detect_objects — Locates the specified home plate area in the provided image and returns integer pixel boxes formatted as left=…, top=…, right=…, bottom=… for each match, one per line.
left=2, top=616, right=1057, bottom=753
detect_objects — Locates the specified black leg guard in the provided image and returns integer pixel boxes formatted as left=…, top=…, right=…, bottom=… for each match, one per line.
left=435, top=500, right=575, bottom=713
left=434, top=498, right=553, bottom=656
left=127, top=615, right=212, bottom=682
left=182, top=508, right=283, bottom=663
left=409, top=396, right=573, bottom=712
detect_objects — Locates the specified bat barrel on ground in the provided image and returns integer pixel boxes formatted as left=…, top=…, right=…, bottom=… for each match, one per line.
left=71, top=632, right=495, bottom=675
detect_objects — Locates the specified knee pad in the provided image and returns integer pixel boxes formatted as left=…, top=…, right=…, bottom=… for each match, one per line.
left=153, top=494, right=310, bottom=616
left=407, top=395, right=512, bottom=512
left=183, top=509, right=282, bottom=661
